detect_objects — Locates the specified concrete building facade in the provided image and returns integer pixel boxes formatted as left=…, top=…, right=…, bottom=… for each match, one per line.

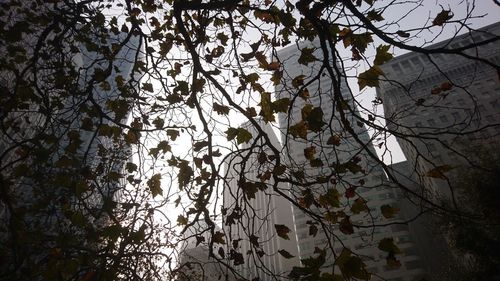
left=223, top=120, right=300, bottom=280
left=376, top=22, right=500, bottom=199
left=274, top=40, right=427, bottom=281
left=0, top=3, right=142, bottom=275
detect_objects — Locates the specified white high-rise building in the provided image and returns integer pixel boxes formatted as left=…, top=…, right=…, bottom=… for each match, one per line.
left=0, top=2, right=142, bottom=274
left=274, top=41, right=427, bottom=281
left=223, top=120, right=300, bottom=281
left=376, top=21, right=500, bottom=199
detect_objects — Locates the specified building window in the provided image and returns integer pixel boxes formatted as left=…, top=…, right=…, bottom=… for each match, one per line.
left=405, top=260, right=423, bottom=270
left=427, top=143, right=436, bottom=152
left=411, top=57, right=421, bottom=67
left=401, top=60, right=412, bottom=70
left=397, top=235, right=412, bottom=243
left=404, top=247, right=418, bottom=257
left=391, top=224, right=409, bottom=232
left=434, top=155, right=443, bottom=164
left=481, top=130, right=490, bottom=138
left=392, top=64, right=402, bottom=73
left=490, top=100, right=499, bottom=108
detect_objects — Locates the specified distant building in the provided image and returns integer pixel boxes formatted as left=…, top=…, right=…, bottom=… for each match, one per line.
left=386, top=161, right=453, bottom=278
left=376, top=22, right=500, bottom=199
left=177, top=222, right=236, bottom=281
left=0, top=2, right=141, bottom=275
left=274, top=40, right=427, bottom=280
left=223, top=120, right=300, bottom=280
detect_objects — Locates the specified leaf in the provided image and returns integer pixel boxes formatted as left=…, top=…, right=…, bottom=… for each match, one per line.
left=177, top=215, right=188, bottom=225
left=350, top=198, right=367, bottom=214
left=240, top=181, right=258, bottom=199
left=255, top=51, right=269, bottom=69
left=249, top=235, right=259, bottom=247
left=358, top=66, right=383, bottom=90
left=292, top=74, right=305, bottom=88
left=378, top=238, right=402, bottom=254
left=147, top=174, right=162, bottom=197
left=196, top=236, right=205, bottom=246
left=339, top=217, right=354, bottom=235
left=176, top=160, right=193, bottom=189
left=345, top=187, right=356, bottom=198
left=425, top=165, right=453, bottom=179
left=309, top=224, right=318, bottom=237
left=259, top=92, right=275, bottom=122
left=125, top=162, right=137, bottom=173
left=351, top=32, right=373, bottom=53
left=275, top=224, right=291, bottom=240
left=304, top=146, right=316, bottom=160
left=278, top=249, right=295, bottom=259
left=236, top=128, right=252, bottom=144
left=267, top=61, right=280, bottom=71
left=70, top=211, right=86, bottom=227
left=258, top=152, right=267, bottom=164
left=103, top=225, right=123, bottom=241
left=254, top=10, right=275, bottom=23
left=174, top=80, right=189, bottom=95
left=318, top=189, right=340, bottom=208
left=271, top=98, right=290, bottom=113
left=167, top=129, right=179, bottom=141
left=193, top=141, right=209, bottom=152
left=335, top=249, right=370, bottom=280
left=433, top=9, right=453, bottom=26
left=310, top=158, right=323, bottom=167
left=213, top=231, right=226, bottom=244
left=245, top=107, right=258, bottom=118
left=218, top=247, right=225, bottom=258
left=298, top=47, right=317, bottom=66
left=213, top=102, right=230, bottom=115
left=142, top=82, right=154, bottom=92
left=273, top=164, right=286, bottom=175
left=217, top=32, right=229, bottom=45
left=225, top=127, right=253, bottom=144
left=366, top=9, right=384, bottom=21
left=396, top=30, right=410, bottom=37
left=304, top=106, right=325, bottom=132
left=271, top=69, right=283, bottom=85
left=327, top=135, right=341, bottom=146
left=342, top=256, right=370, bottom=280
left=440, top=81, right=453, bottom=91
left=231, top=250, right=244, bottom=266
left=386, top=253, right=402, bottom=269
left=373, top=45, right=393, bottom=65
left=289, top=121, right=308, bottom=139
left=380, top=204, right=400, bottom=219
left=431, top=87, right=442, bottom=95
left=245, top=73, right=260, bottom=84
left=152, top=117, right=164, bottom=129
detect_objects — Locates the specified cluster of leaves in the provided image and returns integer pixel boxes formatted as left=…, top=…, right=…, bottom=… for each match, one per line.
left=0, top=0, right=498, bottom=280
left=437, top=151, right=500, bottom=281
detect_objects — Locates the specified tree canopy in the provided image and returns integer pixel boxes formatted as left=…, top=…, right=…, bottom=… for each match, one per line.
left=0, top=0, right=499, bottom=280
